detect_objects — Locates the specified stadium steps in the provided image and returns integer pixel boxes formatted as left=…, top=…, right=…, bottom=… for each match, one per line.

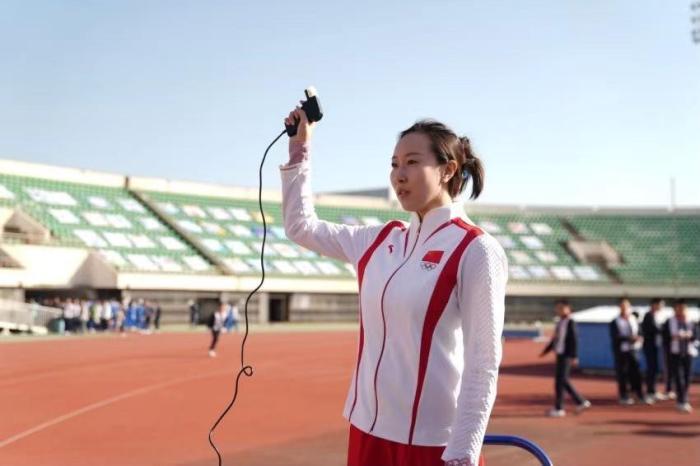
left=0, top=172, right=216, bottom=274
left=559, top=218, right=623, bottom=284
left=567, top=215, right=700, bottom=286
left=133, top=189, right=356, bottom=280
left=130, top=188, right=227, bottom=274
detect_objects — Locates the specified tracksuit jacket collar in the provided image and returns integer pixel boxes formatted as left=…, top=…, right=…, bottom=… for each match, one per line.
left=406, top=202, right=472, bottom=249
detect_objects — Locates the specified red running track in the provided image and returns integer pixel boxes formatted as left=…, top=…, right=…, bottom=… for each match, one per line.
left=1, top=330, right=698, bottom=466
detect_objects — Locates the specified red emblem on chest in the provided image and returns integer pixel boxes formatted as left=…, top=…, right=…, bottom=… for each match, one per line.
left=420, top=250, right=444, bottom=270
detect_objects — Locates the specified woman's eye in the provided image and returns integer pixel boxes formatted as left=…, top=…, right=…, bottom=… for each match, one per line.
left=391, top=162, right=398, bottom=168
left=407, top=160, right=417, bottom=165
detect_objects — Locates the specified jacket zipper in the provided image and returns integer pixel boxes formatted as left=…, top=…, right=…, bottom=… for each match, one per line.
left=369, top=222, right=422, bottom=432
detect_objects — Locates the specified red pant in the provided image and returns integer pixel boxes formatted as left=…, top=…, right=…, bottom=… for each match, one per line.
left=347, top=424, right=485, bottom=466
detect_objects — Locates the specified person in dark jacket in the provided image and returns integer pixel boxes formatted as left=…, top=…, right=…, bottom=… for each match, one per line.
left=662, top=299, right=699, bottom=413
left=207, top=302, right=226, bottom=358
left=610, top=297, right=648, bottom=405
left=153, top=301, right=162, bottom=331
left=541, top=299, right=591, bottom=417
left=188, top=299, right=199, bottom=327
left=641, top=298, right=665, bottom=402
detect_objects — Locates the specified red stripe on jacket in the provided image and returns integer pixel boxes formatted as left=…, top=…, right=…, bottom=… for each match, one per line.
left=349, top=220, right=405, bottom=421
left=408, top=221, right=483, bottom=444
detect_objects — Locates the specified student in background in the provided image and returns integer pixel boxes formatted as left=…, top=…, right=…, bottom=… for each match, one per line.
left=189, top=299, right=199, bottom=327
left=143, top=301, right=153, bottom=331
left=224, top=301, right=240, bottom=333
left=662, top=299, right=699, bottom=413
left=153, top=301, right=162, bottom=331
left=99, top=300, right=112, bottom=331
left=609, top=298, right=649, bottom=405
left=207, top=303, right=226, bottom=358
left=540, top=299, right=591, bottom=417
left=641, top=298, right=666, bottom=402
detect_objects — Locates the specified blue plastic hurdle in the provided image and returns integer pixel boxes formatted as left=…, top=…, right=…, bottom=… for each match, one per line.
left=484, top=435, right=553, bottom=466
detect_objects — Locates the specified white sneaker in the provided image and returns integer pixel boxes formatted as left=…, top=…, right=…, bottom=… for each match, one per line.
left=677, top=403, right=693, bottom=414
left=667, top=391, right=677, bottom=400
left=547, top=408, right=566, bottom=417
left=208, top=350, right=217, bottom=358
left=643, top=395, right=656, bottom=405
left=575, top=400, right=592, bottom=413
left=619, top=397, right=635, bottom=406
left=654, top=392, right=668, bottom=401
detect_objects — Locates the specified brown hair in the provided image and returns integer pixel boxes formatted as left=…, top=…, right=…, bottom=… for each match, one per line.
left=399, top=119, right=484, bottom=200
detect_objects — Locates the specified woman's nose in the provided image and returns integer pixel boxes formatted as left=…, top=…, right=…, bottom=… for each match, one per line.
left=395, top=168, right=407, bottom=183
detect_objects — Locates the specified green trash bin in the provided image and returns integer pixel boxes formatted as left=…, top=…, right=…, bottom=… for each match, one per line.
left=48, top=318, right=65, bottom=334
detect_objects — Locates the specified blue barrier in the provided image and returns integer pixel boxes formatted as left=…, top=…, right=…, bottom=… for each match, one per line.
left=484, top=435, right=553, bottom=466
left=502, top=327, right=543, bottom=339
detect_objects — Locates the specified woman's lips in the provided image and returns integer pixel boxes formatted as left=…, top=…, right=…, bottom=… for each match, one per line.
left=397, top=189, right=410, bottom=199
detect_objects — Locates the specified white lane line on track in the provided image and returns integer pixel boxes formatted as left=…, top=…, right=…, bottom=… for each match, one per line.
left=0, top=367, right=237, bottom=449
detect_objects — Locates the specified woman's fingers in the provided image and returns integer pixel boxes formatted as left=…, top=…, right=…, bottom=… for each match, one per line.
left=285, top=109, right=298, bottom=126
left=284, top=107, right=313, bottom=126
left=295, top=107, right=309, bottom=124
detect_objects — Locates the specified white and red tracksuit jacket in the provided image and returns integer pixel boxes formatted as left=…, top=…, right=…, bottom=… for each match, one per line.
left=281, top=157, right=508, bottom=463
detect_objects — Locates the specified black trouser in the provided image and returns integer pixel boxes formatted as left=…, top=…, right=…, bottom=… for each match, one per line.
left=614, top=351, right=644, bottom=399
left=555, top=355, right=585, bottom=410
left=664, top=351, right=675, bottom=393
left=669, top=354, right=693, bottom=404
left=209, top=329, right=221, bottom=351
left=643, top=346, right=659, bottom=395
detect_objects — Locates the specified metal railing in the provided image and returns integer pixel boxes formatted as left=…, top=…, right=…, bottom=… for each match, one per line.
left=0, top=299, right=63, bottom=334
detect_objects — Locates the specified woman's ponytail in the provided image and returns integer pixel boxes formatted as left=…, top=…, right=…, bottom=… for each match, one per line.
left=459, top=136, right=484, bottom=200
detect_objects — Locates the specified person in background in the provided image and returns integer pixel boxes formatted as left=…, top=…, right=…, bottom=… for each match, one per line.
left=189, top=299, right=199, bottom=327
left=110, top=299, right=121, bottom=331
left=62, top=299, right=75, bottom=333
left=540, top=299, right=591, bottom=417
left=207, top=303, right=226, bottom=357
left=609, top=297, right=649, bottom=405
left=87, top=300, right=98, bottom=333
left=135, top=299, right=146, bottom=330
left=115, top=301, right=126, bottom=334
left=641, top=298, right=666, bottom=402
left=153, top=301, right=162, bottom=331
left=224, top=301, right=240, bottom=333
left=143, top=300, right=153, bottom=332
left=662, top=298, right=699, bottom=413
left=99, top=300, right=112, bottom=331
left=662, top=313, right=677, bottom=401
left=125, top=300, right=137, bottom=331
left=79, top=299, right=90, bottom=333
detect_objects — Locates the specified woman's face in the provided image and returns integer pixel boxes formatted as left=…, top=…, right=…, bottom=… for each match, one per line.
left=391, top=132, right=455, bottom=218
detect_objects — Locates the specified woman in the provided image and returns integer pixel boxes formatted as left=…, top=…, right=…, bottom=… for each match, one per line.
left=281, top=108, right=508, bottom=466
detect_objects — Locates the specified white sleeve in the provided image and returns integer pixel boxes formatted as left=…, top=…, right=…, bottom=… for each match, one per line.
left=442, top=234, right=508, bottom=463
left=280, top=161, right=390, bottom=264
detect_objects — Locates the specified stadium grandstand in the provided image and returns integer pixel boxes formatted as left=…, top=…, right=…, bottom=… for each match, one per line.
left=0, top=157, right=698, bottom=332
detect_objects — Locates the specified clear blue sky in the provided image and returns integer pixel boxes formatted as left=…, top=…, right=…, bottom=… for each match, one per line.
left=1, top=1, right=698, bottom=207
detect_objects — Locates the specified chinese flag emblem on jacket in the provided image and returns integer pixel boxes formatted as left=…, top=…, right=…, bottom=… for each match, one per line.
left=420, top=250, right=444, bottom=271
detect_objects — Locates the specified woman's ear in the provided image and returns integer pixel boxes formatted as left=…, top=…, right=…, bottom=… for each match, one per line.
left=442, top=160, right=459, bottom=183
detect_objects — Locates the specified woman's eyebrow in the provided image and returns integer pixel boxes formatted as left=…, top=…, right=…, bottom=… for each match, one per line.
left=393, top=151, right=424, bottom=160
